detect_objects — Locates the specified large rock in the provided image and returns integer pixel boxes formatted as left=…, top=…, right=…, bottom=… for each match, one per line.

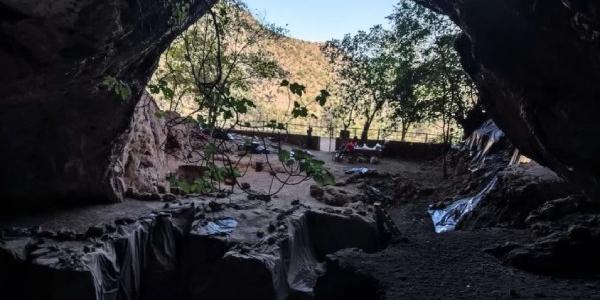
left=458, top=163, right=575, bottom=230
left=416, top=0, right=600, bottom=200
left=0, top=0, right=215, bottom=212
left=110, top=92, right=203, bottom=197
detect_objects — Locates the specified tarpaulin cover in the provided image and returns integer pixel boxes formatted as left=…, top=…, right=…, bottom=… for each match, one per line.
left=429, top=177, right=498, bottom=233
left=345, top=168, right=371, bottom=175
left=1, top=207, right=382, bottom=300
left=465, top=119, right=505, bottom=172
left=429, top=120, right=507, bottom=233
left=0, top=208, right=195, bottom=300
left=199, top=218, right=238, bottom=236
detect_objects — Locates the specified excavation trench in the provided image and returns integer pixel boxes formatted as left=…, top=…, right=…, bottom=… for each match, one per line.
left=0, top=199, right=385, bottom=300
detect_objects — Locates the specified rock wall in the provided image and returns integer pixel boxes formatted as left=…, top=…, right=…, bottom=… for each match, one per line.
left=109, top=92, right=201, bottom=197
left=416, top=0, right=600, bottom=200
left=110, top=93, right=171, bottom=195
left=0, top=0, right=215, bottom=212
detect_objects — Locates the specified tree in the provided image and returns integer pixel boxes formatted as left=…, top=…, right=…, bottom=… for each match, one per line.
left=390, top=65, right=432, bottom=141
left=388, top=0, right=476, bottom=175
left=147, top=1, right=336, bottom=196
left=421, top=34, right=476, bottom=176
left=387, top=0, right=441, bottom=141
left=323, top=25, right=397, bottom=143
left=149, top=0, right=285, bottom=128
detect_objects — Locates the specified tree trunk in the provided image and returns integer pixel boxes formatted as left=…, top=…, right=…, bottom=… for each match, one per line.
left=360, top=121, right=372, bottom=144
left=401, top=123, right=410, bottom=142
left=442, top=118, right=448, bottom=178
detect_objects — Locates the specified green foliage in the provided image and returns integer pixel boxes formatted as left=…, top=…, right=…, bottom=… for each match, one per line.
left=169, top=176, right=213, bottom=194
left=168, top=161, right=242, bottom=195
left=323, top=25, right=395, bottom=141
left=154, top=110, right=168, bottom=119
left=323, top=0, right=475, bottom=140
left=148, top=79, right=175, bottom=100
left=277, top=149, right=335, bottom=186
left=278, top=80, right=328, bottom=121
left=278, top=149, right=292, bottom=165
left=311, top=168, right=336, bottom=186
left=389, top=0, right=475, bottom=141
left=101, top=76, right=131, bottom=101
left=315, top=90, right=330, bottom=106
left=150, top=0, right=285, bottom=126
left=291, top=101, right=308, bottom=118
left=207, top=164, right=241, bottom=182
left=289, top=82, right=306, bottom=97
left=295, top=150, right=335, bottom=186
left=151, top=1, right=338, bottom=191
left=266, top=119, right=286, bottom=130
left=169, top=0, right=190, bottom=27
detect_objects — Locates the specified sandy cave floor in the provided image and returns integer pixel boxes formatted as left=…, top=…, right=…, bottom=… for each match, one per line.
left=2, top=149, right=600, bottom=299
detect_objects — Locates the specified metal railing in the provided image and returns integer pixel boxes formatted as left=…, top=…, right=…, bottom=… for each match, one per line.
left=228, top=120, right=446, bottom=143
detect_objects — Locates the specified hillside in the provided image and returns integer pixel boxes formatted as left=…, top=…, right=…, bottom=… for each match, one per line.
left=247, top=36, right=336, bottom=122
left=149, top=7, right=337, bottom=127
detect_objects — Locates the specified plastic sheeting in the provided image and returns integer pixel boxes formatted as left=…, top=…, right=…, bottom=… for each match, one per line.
left=465, top=119, right=505, bottom=171
left=345, top=168, right=371, bottom=175
left=429, top=120, right=507, bottom=233
left=0, top=207, right=195, bottom=300
left=356, top=144, right=383, bottom=151
left=285, top=213, right=323, bottom=298
left=1, top=206, right=383, bottom=300
left=429, top=177, right=498, bottom=233
left=199, top=218, right=238, bottom=236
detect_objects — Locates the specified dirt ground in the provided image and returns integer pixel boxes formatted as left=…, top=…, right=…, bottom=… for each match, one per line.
left=320, top=154, right=600, bottom=300
left=2, top=149, right=599, bottom=299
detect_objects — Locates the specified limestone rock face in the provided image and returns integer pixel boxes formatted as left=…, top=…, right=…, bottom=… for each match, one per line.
left=109, top=92, right=207, bottom=197
left=416, top=0, right=600, bottom=199
left=0, top=0, right=215, bottom=211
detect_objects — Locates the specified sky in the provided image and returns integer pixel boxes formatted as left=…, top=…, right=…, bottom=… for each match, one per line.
left=244, top=0, right=398, bottom=42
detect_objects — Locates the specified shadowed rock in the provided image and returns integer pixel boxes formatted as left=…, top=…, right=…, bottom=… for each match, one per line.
left=0, top=201, right=384, bottom=300
left=0, top=0, right=216, bottom=212
left=416, top=0, right=600, bottom=200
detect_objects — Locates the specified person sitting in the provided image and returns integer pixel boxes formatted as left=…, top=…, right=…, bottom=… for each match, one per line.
left=343, top=140, right=356, bottom=154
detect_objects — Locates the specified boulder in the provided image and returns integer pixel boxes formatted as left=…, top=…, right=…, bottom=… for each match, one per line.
left=458, top=163, right=575, bottom=230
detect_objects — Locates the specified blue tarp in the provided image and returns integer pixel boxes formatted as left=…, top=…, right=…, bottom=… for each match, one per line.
left=200, top=218, right=238, bottom=236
